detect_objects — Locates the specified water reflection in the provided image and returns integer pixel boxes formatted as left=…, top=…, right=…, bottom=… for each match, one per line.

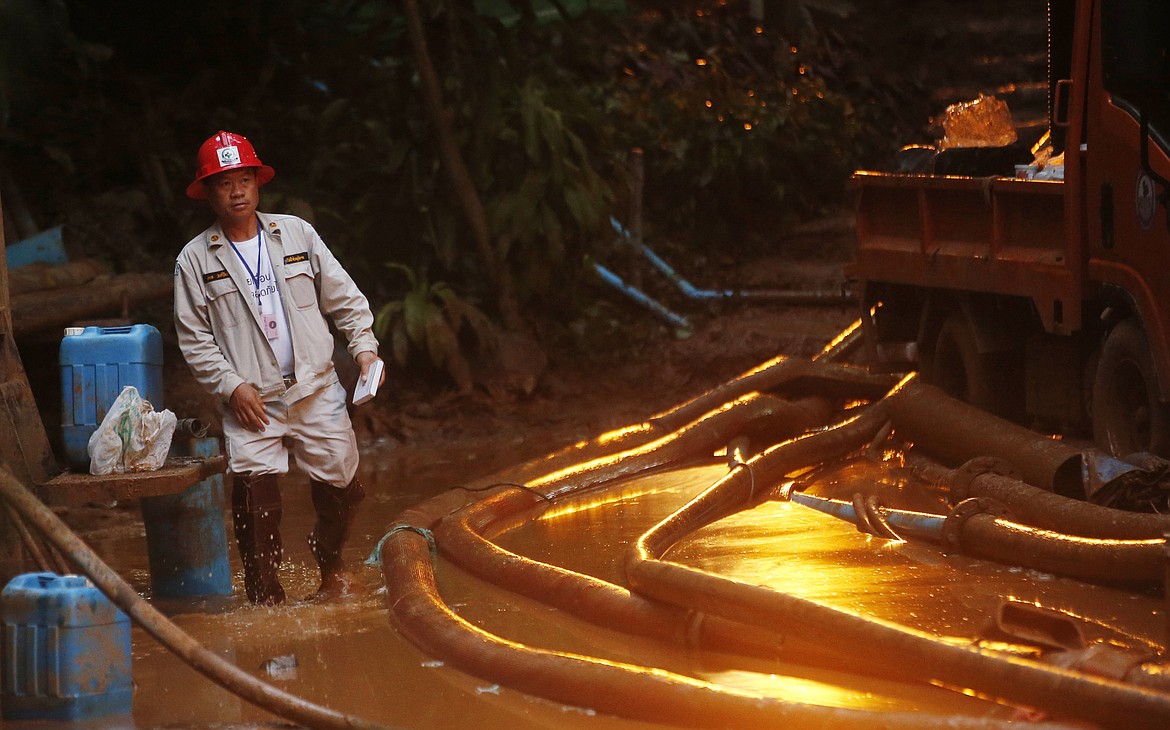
left=38, top=448, right=1166, bottom=728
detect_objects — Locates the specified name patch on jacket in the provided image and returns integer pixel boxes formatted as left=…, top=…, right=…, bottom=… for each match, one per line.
left=203, top=270, right=231, bottom=283
left=284, top=253, right=309, bottom=265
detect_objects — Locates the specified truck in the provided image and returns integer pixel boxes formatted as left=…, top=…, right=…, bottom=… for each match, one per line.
left=851, top=0, right=1170, bottom=466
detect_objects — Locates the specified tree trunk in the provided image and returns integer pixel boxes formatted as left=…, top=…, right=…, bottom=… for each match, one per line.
left=399, top=0, right=524, bottom=332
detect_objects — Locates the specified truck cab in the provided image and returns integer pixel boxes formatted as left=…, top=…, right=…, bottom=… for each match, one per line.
left=852, top=0, right=1170, bottom=461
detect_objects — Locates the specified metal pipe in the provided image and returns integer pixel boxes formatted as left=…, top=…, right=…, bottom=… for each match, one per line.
left=174, top=418, right=208, bottom=439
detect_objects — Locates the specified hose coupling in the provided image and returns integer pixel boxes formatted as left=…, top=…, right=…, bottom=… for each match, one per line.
left=951, top=456, right=1020, bottom=503
left=942, top=497, right=1012, bottom=551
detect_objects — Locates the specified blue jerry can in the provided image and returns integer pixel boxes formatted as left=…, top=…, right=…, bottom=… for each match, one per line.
left=59, top=324, right=164, bottom=470
left=0, top=572, right=133, bottom=720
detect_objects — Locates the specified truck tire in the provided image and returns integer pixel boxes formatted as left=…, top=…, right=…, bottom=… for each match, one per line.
left=930, top=311, right=1002, bottom=413
left=1092, top=319, right=1170, bottom=457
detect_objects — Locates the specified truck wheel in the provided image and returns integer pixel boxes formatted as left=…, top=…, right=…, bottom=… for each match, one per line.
left=930, top=311, right=1001, bottom=412
left=1092, top=319, right=1170, bottom=457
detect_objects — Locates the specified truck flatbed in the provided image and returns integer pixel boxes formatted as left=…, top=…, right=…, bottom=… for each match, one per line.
left=852, top=170, right=1079, bottom=334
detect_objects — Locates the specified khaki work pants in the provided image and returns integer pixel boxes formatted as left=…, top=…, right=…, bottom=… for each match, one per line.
left=223, top=379, right=358, bottom=488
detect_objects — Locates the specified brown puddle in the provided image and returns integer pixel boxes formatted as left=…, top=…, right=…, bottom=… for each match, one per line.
left=19, top=447, right=1166, bottom=728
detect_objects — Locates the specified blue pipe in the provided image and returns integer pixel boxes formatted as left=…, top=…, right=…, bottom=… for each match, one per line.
left=591, top=261, right=691, bottom=330
left=610, top=217, right=849, bottom=303
left=786, top=490, right=946, bottom=541
left=611, top=217, right=733, bottom=300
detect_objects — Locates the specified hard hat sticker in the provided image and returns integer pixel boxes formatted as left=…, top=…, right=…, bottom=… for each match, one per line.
left=217, top=145, right=242, bottom=168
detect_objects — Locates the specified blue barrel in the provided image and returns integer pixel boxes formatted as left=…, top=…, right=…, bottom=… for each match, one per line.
left=0, top=573, right=132, bottom=721
left=141, top=436, right=232, bottom=598
left=59, top=324, right=164, bottom=470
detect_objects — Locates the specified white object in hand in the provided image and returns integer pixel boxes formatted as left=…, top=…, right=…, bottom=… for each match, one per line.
left=352, top=359, right=384, bottom=405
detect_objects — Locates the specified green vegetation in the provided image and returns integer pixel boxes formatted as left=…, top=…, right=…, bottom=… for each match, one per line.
left=373, top=263, right=495, bottom=392
left=1, top=0, right=904, bottom=386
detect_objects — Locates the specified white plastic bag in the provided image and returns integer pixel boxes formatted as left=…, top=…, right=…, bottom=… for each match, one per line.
left=87, top=385, right=178, bottom=475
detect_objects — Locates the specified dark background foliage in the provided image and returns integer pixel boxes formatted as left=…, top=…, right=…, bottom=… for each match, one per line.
left=0, top=0, right=966, bottom=371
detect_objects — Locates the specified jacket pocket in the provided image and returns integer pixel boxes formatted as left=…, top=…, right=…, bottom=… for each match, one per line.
left=206, top=278, right=246, bottom=328
left=284, top=262, right=317, bottom=310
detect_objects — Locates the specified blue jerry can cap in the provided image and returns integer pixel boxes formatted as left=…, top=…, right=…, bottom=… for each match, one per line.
left=1, top=572, right=128, bottom=627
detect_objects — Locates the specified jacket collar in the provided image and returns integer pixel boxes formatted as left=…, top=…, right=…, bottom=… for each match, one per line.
left=204, top=211, right=281, bottom=250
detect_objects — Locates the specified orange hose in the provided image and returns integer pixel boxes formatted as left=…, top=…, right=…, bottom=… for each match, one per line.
left=381, top=488, right=1075, bottom=729
left=524, top=393, right=834, bottom=499
left=625, top=381, right=1170, bottom=729
left=907, top=451, right=1170, bottom=540
left=887, top=381, right=1085, bottom=495
left=435, top=477, right=867, bottom=673
left=651, top=356, right=897, bottom=432
left=377, top=354, right=1153, bottom=728
left=464, top=358, right=894, bottom=492
left=957, top=514, right=1163, bottom=586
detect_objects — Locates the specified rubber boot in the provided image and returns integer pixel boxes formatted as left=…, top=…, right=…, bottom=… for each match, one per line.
left=231, top=473, right=286, bottom=605
left=307, top=477, right=366, bottom=599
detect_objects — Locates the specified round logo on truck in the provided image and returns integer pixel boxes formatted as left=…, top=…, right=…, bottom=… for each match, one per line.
left=1136, top=171, right=1158, bottom=230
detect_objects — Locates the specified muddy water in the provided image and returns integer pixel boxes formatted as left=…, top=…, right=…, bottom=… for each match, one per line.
left=20, top=445, right=1166, bottom=728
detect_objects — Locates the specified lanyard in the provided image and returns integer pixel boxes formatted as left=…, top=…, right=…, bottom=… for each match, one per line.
left=228, top=224, right=265, bottom=294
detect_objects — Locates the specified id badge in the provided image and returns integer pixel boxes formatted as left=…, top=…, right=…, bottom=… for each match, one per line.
left=262, top=313, right=279, bottom=340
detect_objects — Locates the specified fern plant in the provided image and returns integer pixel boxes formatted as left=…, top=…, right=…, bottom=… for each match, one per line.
left=373, top=263, right=496, bottom=392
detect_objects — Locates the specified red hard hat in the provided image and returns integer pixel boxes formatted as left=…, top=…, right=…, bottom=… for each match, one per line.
left=186, top=130, right=276, bottom=200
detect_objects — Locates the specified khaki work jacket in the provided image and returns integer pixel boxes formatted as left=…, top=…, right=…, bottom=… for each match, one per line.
left=174, top=212, right=378, bottom=406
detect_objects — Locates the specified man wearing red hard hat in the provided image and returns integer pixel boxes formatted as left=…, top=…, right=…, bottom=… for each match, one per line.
left=174, top=131, right=384, bottom=605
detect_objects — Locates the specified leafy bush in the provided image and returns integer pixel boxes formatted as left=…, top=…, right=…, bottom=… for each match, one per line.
left=0, top=0, right=897, bottom=387
left=373, top=263, right=496, bottom=392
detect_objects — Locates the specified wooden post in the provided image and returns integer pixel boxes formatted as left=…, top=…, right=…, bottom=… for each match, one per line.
left=0, top=187, right=22, bottom=581
left=0, top=187, right=60, bottom=584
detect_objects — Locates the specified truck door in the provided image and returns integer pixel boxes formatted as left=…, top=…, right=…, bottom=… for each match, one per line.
left=1083, top=0, right=1170, bottom=455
